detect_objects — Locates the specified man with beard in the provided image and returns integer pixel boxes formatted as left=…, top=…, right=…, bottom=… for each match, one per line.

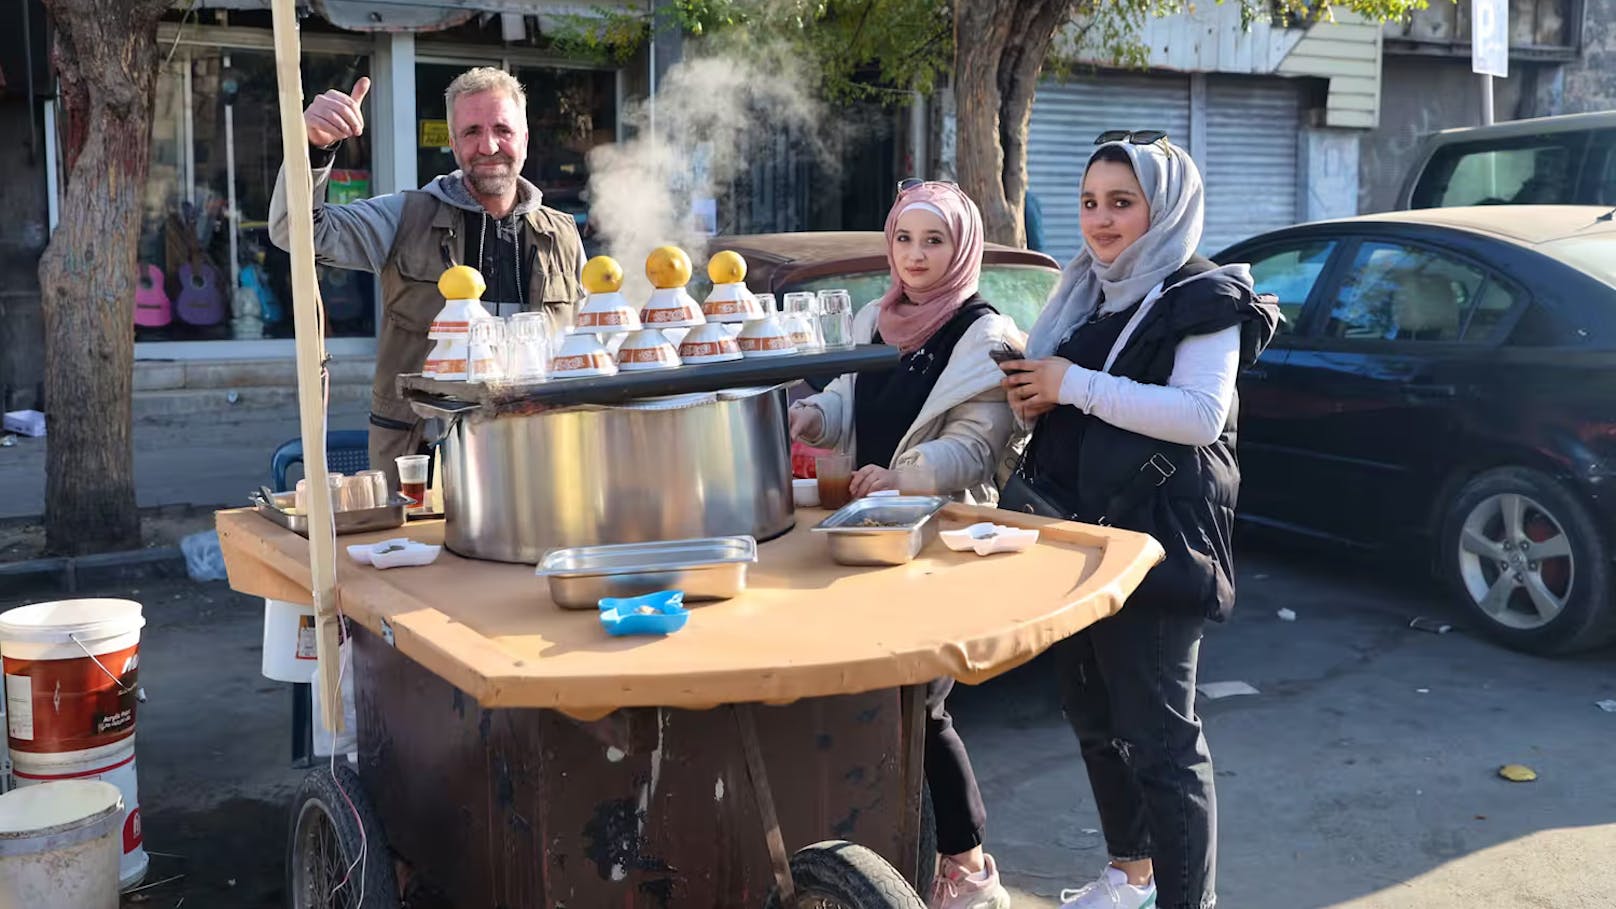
left=270, top=67, right=584, bottom=487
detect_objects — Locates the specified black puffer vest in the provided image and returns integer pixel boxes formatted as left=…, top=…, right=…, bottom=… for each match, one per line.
left=1031, top=257, right=1279, bottom=621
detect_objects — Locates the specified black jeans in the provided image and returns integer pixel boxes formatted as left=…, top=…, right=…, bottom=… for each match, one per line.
left=1054, top=602, right=1217, bottom=909
left=924, top=677, right=987, bottom=856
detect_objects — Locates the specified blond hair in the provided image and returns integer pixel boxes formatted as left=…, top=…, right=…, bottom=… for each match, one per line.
left=445, top=67, right=527, bottom=133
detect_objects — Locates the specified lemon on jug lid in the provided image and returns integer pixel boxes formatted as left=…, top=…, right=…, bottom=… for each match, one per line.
left=646, top=246, right=693, bottom=290
left=438, top=265, right=487, bottom=301
left=707, top=250, right=747, bottom=284
left=582, top=256, right=625, bottom=294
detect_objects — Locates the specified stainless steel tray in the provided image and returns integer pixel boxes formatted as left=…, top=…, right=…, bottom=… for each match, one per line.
left=535, top=536, right=759, bottom=610
left=250, top=490, right=411, bottom=537
left=811, top=496, right=950, bottom=566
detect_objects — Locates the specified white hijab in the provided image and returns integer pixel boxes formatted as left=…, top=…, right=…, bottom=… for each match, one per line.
left=1027, top=140, right=1206, bottom=358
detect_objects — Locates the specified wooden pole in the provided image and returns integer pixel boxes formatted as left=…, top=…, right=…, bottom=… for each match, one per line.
left=269, top=0, right=344, bottom=732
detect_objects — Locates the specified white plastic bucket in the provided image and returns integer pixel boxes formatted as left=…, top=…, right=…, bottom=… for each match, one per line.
left=0, top=695, right=10, bottom=794
left=0, top=600, right=145, bottom=756
left=0, top=779, right=123, bottom=909
left=261, top=598, right=318, bottom=682
left=10, top=737, right=147, bottom=890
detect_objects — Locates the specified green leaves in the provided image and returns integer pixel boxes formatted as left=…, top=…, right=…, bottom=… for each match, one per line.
left=544, top=0, right=1428, bottom=98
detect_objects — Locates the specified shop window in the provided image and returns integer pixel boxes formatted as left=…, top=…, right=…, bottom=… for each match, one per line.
left=138, top=46, right=374, bottom=343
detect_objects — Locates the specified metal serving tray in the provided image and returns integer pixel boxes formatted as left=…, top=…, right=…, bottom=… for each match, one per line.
left=811, top=496, right=951, bottom=566
left=250, top=490, right=411, bottom=537
left=535, top=536, right=759, bottom=610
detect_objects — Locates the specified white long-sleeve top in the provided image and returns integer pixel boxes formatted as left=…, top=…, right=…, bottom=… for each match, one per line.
left=1056, top=324, right=1241, bottom=447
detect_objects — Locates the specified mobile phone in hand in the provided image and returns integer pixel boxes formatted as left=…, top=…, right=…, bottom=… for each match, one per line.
left=990, top=345, right=1025, bottom=367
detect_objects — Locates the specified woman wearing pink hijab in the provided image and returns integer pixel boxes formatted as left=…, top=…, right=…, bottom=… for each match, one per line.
left=790, top=181, right=1022, bottom=909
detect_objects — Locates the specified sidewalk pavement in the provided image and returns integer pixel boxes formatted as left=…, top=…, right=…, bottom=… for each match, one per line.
left=0, top=400, right=370, bottom=520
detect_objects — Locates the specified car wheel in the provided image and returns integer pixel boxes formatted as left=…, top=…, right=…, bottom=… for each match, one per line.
left=1440, top=467, right=1615, bottom=654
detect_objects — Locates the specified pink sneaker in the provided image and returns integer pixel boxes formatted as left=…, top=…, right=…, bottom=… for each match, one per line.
left=929, top=854, right=1012, bottom=909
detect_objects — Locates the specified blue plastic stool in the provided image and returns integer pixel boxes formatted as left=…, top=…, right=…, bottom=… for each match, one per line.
left=269, top=430, right=371, bottom=492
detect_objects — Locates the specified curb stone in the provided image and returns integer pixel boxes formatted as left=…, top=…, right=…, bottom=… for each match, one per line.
left=0, top=546, right=189, bottom=597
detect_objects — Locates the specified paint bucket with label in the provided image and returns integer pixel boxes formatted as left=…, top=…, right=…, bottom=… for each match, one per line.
left=261, top=598, right=318, bottom=682
left=0, top=599, right=147, bottom=889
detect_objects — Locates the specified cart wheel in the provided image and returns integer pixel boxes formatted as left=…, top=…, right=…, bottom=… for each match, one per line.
left=913, top=785, right=936, bottom=897
left=287, top=763, right=400, bottom=908
left=762, top=840, right=926, bottom=909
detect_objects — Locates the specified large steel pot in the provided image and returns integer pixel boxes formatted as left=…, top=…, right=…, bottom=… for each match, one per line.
left=414, top=386, right=795, bottom=563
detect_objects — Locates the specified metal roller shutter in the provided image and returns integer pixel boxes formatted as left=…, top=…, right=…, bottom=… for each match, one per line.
left=1027, top=75, right=1191, bottom=263
left=1203, top=77, right=1303, bottom=255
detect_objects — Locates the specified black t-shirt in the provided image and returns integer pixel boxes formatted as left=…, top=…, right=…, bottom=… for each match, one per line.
left=853, top=299, right=997, bottom=471
left=462, top=211, right=532, bottom=315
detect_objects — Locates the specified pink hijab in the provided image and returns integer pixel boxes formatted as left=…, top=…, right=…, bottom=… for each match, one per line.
left=876, top=182, right=985, bottom=354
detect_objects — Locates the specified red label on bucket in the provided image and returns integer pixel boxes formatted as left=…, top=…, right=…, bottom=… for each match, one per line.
left=125, top=807, right=143, bottom=852
left=3, top=644, right=139, bottom=753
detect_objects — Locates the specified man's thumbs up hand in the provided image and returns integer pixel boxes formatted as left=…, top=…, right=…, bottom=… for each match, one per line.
left=305, top=76, right=371, bottom=149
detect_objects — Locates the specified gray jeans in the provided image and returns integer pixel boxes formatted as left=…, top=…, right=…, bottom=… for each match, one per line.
left=1054, top=602, right=1218, bottom=909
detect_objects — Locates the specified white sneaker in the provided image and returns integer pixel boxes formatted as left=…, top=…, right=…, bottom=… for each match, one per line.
left=1058, top=865, right=1157, bottom=909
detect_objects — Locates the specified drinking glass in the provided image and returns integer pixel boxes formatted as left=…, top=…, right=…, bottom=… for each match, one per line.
left=816, top=289, right=855, bottom=350
left=466, top=317, right=507, bottom=383
left=815, top=453, right=855, bottom=510
left=507, top=310, right=555, bottom=381
left=783, top=292, right=823, bottom=351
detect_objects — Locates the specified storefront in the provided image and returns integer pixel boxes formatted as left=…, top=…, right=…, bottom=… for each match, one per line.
left=1027, top=71, right=1312, bottom=261
left=127, top=14, right=623, bottom=361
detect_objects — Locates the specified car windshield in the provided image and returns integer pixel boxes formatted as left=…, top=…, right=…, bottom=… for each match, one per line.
left=1541, top=231, right=1616, bottom=286
left=788, top=265, right=1060, bottom=333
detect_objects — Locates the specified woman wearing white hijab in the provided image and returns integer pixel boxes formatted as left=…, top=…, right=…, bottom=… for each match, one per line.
left=998, top=133, right=1279, bottom=909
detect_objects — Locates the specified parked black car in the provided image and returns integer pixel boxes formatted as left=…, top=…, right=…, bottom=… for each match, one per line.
left=1221, top=205, right=1616, bottom=654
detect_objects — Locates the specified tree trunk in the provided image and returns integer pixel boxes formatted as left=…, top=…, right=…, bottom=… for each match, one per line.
left=953, top=0, right=1072, bottom=248
left=38, top=0, right=170, bottom=554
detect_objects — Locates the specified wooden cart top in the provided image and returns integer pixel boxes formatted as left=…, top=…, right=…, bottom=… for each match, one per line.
left=217, top=504, right=1161, bottom=717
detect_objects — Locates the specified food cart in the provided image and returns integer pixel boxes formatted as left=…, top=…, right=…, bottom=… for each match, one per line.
left=219, top=490, right=1159, bottom=908
left=222, top=354, right=1163, bottom=909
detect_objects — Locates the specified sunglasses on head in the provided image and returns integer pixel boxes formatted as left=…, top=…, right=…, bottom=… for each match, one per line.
left=1094, top=129, right=1169, bottom=146
left=896, top=177, right=959, bottom=196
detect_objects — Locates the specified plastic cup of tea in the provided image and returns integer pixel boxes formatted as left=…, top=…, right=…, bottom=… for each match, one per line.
left=815, top=453, right=855, bottom=511
left=396, top=454, right=430, bottom=509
